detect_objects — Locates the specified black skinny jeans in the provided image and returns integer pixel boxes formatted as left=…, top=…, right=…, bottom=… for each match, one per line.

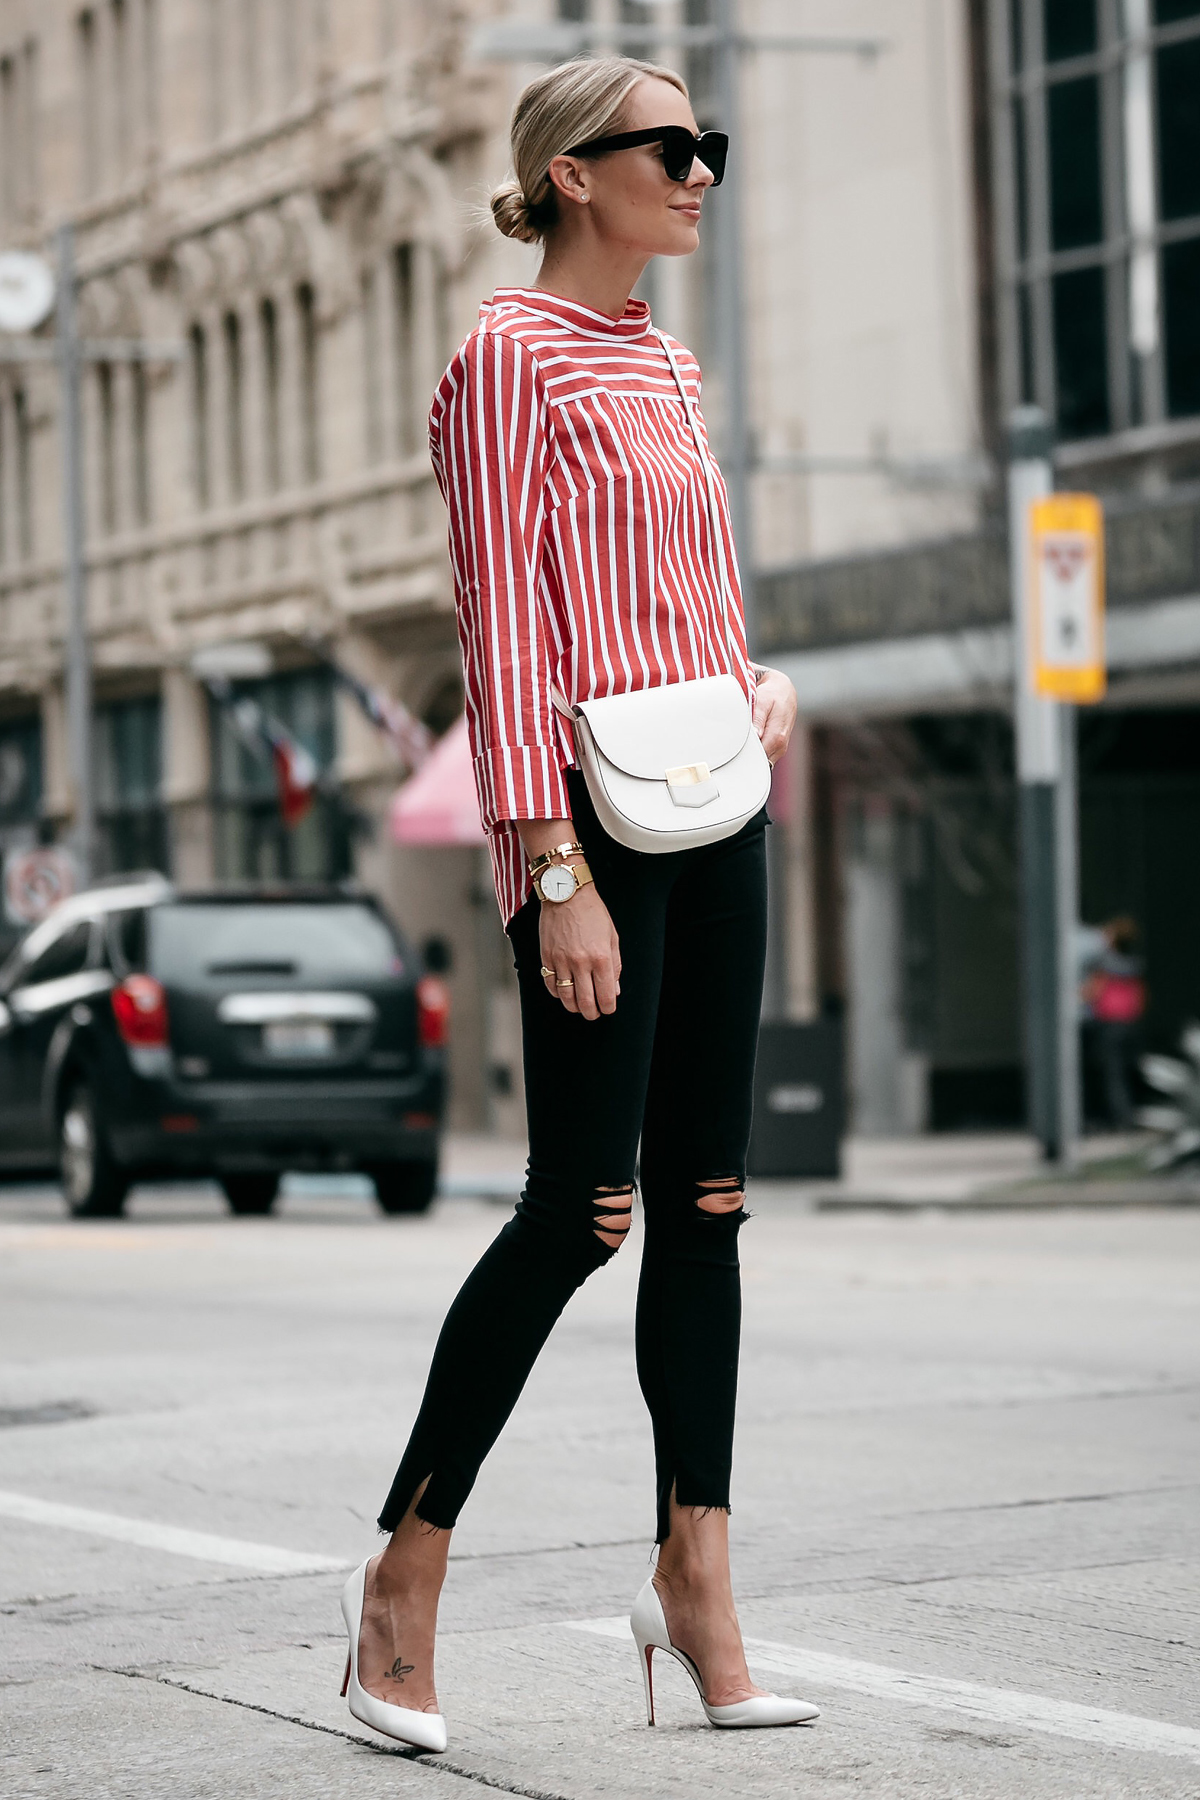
left=379, top=770, right=769, bottom=1544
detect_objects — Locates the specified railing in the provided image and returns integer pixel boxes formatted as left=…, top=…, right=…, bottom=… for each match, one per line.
left=756, top=487, right=1200, bottom=654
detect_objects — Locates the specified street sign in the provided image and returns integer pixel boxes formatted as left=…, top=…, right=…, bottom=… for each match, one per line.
left=1029, top=493, right=1106, bottom=703
left=0, top=251, right=55, bottom=332
left=3, top=846, right=78, bottom=926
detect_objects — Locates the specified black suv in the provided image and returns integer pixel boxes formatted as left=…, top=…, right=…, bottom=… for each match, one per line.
left=0, top=877, right=448, bottom=1217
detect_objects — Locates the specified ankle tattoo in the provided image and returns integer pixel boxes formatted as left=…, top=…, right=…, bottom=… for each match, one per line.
left=389, top=1656, right=416, bottom=1683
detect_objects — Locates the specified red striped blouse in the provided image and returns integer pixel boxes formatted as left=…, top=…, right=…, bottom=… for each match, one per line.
left=429, top=285, right=753, bottom=925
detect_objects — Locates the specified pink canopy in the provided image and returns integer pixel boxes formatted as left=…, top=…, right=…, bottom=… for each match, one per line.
left=389, top=715, right=487, bottom=846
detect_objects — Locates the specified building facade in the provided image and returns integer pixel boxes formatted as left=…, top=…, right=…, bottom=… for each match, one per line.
left=760, top=0, right=1200, bottom=1133
left=0, top=0, right=527, bottom=1123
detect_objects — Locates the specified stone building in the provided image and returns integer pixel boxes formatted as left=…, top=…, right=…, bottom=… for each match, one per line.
left=0, top=1, right=527, bottom=1126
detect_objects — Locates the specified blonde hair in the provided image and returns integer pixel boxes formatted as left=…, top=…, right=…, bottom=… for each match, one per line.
left=491, top=56, right=689, bottom=246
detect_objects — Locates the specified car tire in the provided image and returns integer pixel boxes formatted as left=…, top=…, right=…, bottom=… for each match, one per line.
left=369, top=1160, right=439, bottom=1215
left=60, top=1083, right=129, bottom=1220
left=220, top=1173, right=281, bottom=1216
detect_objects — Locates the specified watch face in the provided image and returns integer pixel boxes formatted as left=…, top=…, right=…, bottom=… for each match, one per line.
left=539, top=864, right=577, bottom=903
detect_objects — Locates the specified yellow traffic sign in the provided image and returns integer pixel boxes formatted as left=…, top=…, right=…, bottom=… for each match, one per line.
left=1029, top=493, right=1106, bottom=702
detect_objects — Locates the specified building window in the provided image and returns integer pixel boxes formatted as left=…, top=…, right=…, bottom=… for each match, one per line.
left=0, top=714, right=42, bottom=837
left=1043, top=0, right=1096, bottom=61
left=97, top=361, right=118, bottom=534
left=260, top=296, right=281, bottom=491
left=1047, top=76, right=1102, bottom=250
left=206, top=0, right=223, bottom=139
left=296, top=282, right=319, bottom=483
left=1155, top=34, right=1200, bottom=221
left=222, top=309, right=244, bottom=499
left=210, top=669, right=348, bottom=882
left=13, top=386, right=32, bottom=561
left=361, top=265, right=383, bottom=465
left=0, top=56, right=16, bottom=228
left=94, top=695, right=167, bottom=877
left=993, top=0, right=1200, bottom=436
left=1163, top=238, right=1200, bottom=416
left=392, top=245, right=415, bottom=456
left=131, top=359, right=151, bottom=524
left=110, top=0, right=130, bottom=179
left=77, top=9, right=99, bottom=198
left=189, top=323, right=209, bottom=506
left=141, top=0, right=159, bottom=145
left=1052, top=265, right=1110, bottom=437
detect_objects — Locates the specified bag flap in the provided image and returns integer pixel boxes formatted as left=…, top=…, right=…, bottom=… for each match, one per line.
left=574, top=675, right=752, bottom=780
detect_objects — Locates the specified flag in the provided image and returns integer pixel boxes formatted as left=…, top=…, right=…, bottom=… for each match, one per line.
left=208, top=682, right=320, bottom=828
left=269, top=732, right=319, bottom=827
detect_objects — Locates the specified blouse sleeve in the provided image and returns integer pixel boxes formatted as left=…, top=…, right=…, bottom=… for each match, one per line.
left=429, top=329, right=571, bottom=831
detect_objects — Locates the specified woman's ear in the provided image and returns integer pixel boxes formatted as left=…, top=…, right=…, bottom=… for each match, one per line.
left=546, top=153, right=591, bottom=208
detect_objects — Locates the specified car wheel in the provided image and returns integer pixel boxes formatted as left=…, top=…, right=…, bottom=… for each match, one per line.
left=220, top=1173, right=281, bottom=1216
left=369, top=1160, right=439, bottom=1215
left=60, top=1083, right=129, bottom=1219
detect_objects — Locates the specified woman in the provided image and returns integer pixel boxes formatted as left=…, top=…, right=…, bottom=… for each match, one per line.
left=339, top=54, right=815, bottom=1750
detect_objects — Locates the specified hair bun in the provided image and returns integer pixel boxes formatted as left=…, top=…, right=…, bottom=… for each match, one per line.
left=490, top=179, right=542, bottom=245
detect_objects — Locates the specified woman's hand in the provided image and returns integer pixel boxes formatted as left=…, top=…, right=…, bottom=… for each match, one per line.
left=752, top=667, right=798, bottom=766
left=538, top=881, right=621, bottom=1020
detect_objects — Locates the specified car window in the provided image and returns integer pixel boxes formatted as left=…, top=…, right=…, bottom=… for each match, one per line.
left=106, top=908, right=148, bottom=974
left=149, top=903, right=406, bottom=982
left=17, top=919, right=94, bottom=986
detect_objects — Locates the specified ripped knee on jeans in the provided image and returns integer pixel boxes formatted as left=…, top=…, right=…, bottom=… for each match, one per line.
left=695, top=1175, right=745, bottom=1216
left=592, top=1183, right=634, bottom=1251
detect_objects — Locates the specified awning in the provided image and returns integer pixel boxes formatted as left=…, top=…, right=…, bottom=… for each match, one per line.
left=389, top=716, right=487, bottom=846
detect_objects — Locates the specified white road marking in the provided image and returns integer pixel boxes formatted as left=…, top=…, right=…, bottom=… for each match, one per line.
left=0, top=1489, right=348, bottom=1575
left=566, top=1615, right=1200, bottom=1764
left=7, top=1487, right=1195, bottom=1767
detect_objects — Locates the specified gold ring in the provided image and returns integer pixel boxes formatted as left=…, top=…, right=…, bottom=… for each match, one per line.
left=555, top=978, right=575, bottom=988
left=540, top=965, right=556, bottom=979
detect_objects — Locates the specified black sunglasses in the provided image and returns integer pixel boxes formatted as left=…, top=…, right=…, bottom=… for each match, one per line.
left=563, top=125, right=729, bottom=187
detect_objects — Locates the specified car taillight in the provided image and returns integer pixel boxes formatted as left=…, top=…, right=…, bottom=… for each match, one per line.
left=416, top=975, right=449, bottom=1048
left=111, top=975, right=169, bottom=1048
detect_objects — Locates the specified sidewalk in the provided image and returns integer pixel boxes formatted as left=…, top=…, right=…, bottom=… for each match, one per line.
left=441, top=1130, right=1200, bottom=1210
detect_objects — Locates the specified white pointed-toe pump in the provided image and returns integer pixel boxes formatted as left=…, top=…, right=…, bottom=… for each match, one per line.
left=631, top=1577, right=820, bottom=1730
left=340, top=1559, right=447, bottom=1754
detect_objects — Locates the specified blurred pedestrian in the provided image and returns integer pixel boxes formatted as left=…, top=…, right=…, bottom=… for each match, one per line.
left=338, top=55, right=815, bottom=1752
left=1079, top=916, right=1146, bottom=1129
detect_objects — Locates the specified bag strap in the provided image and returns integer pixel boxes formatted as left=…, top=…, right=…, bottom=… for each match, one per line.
left=655, top=330, right=738, bottom=671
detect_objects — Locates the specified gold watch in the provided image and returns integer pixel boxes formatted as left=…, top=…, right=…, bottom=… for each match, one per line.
left=533, top=859, right=594, bottom=904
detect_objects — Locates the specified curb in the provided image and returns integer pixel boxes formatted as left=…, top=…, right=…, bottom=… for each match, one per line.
left=813, top=1182, right=1200, bottom=1211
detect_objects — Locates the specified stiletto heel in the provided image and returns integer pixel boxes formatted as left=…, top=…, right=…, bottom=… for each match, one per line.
left=340, top=1559, right=447, bottom=1753
left=639, top=1641, right=656, bottom=1726
left=629, top=1578, right=819, bottom=1730
left=340, top=1651, right=351, bottom=1698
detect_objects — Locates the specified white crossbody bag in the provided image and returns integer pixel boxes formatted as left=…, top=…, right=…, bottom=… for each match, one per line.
left=550, top=332, right=771, bottom=855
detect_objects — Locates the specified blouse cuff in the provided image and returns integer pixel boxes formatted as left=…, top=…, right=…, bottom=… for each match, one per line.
left=473, top=744, right=573, bottom=832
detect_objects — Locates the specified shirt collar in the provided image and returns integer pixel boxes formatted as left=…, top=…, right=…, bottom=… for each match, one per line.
left=485, top=286, right=653, bottom=340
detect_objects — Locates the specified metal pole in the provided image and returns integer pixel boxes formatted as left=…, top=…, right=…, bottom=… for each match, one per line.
left=1057, top=701, right=1080, bottom=1159
left=54, top=224, right=94, bottom=885
left=1007, top=404, right=1068, bottom=1161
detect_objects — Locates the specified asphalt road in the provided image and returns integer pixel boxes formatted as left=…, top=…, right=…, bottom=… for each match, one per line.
left=1, top=1175, right=1198, bottom=1799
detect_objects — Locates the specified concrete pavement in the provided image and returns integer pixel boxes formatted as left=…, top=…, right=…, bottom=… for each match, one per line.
left=1, top=1162, right=1198, bottom=1798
